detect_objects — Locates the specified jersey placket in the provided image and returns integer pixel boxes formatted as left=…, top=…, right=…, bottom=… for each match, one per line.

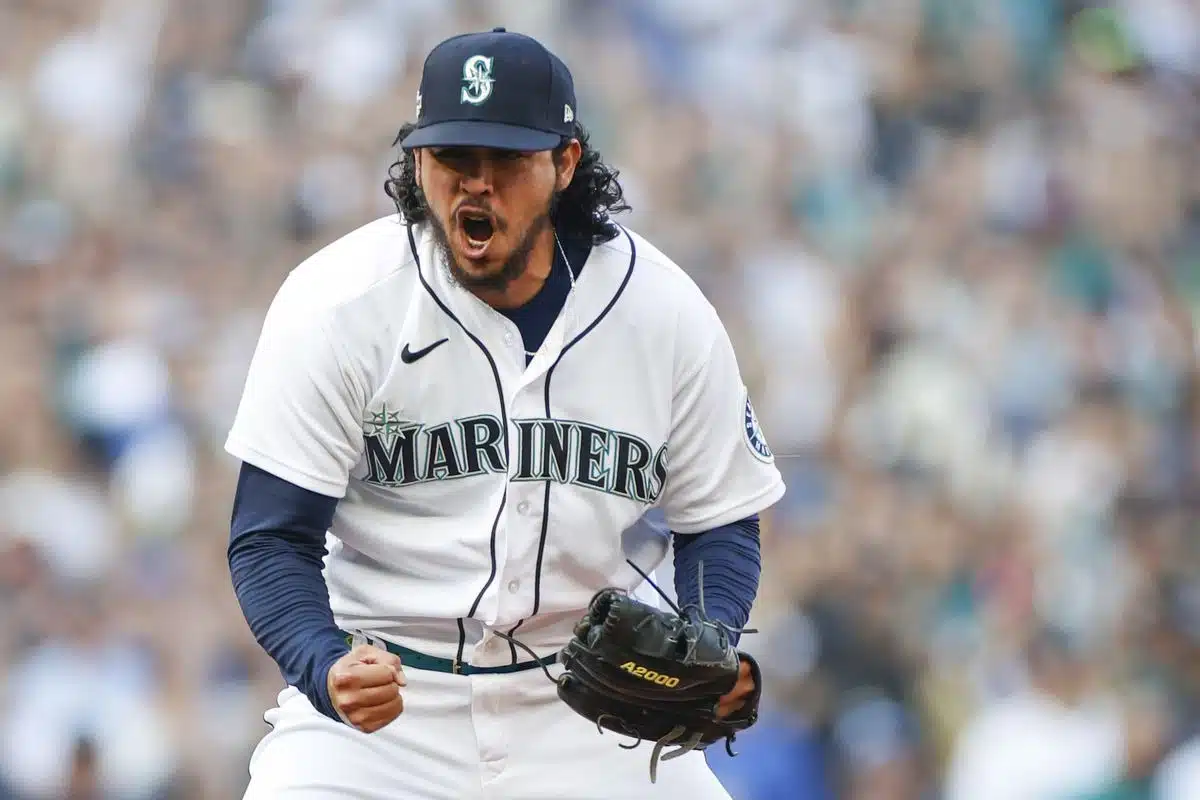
left=491, top=312, right=569, bottom=641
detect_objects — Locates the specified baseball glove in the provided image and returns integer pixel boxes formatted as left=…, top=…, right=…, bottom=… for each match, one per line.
left=556, top=587, right=762, bottom=782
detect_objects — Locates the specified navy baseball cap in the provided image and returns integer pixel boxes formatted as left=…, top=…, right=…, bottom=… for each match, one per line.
left=401, top=27, right=577, bottom=152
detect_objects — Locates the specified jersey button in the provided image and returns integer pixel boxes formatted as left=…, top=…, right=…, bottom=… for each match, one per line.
left=517, top=501, right=531, bottom=515
left=507, top=580, right=520, bottom=593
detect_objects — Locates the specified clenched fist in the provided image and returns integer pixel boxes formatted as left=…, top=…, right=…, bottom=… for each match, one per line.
left=327, top=644, right=406, bottom=733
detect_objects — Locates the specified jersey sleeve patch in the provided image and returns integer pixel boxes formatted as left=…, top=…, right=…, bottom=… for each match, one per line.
left=742, top=390, right=774, bottom=463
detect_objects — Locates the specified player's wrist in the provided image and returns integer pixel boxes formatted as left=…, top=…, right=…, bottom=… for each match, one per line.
left=313, top=642, right=353, bottom=724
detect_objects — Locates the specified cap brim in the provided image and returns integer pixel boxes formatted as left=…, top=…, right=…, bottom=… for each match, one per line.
left=401, top=121, right=562, bottom=151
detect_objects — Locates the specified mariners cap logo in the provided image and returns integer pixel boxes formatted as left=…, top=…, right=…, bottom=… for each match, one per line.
left=743, top=391, right=774, bottom=463
left=461, top=54, right=495, bottom=105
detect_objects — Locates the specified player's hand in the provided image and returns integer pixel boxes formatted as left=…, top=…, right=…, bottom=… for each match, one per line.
left=327, top=645, right=406, bottom=733
left=716, top=656, right=756, bottom=719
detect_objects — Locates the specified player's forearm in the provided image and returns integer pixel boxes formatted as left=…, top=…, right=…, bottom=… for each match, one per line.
left=228, top=462, right=350, bottom=722
left=671, top=515, right=761, bottom=645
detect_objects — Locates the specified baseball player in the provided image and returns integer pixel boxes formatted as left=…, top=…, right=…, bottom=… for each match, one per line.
left=226, top=27, right=785, bottom=799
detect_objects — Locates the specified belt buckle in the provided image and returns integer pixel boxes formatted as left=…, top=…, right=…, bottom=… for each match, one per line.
left=451, top=658, right=463, bottom=675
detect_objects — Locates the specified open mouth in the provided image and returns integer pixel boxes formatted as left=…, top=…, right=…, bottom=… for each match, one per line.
left=457, top=210, right=495, bottom=258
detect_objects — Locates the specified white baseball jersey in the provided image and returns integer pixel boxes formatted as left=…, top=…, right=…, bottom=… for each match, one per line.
left=225, top=215, right=785, bottom=666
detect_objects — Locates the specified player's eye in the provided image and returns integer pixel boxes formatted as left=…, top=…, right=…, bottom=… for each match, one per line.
left=431, top=148, right=470, bottom=166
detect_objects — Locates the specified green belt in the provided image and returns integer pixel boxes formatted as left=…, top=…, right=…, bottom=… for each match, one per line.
left=343, top=633, right=559, bottom=676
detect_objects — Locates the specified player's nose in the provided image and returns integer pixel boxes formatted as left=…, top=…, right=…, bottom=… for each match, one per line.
left=456, top=151, right=496, bottom=195
left=459, top=173, right=493, bottom=197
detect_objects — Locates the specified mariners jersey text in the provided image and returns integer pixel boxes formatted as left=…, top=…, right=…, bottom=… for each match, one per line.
left=363, top=407, right=668, bottom=505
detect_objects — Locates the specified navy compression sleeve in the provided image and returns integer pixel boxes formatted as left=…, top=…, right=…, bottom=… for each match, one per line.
left=227, top=462, right=349, bottom=722
left=672, top=515, right=761, bottom=647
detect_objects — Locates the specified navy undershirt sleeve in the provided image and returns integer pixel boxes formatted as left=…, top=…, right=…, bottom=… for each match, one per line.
left=227, top=462, right=349, bottom=722
left=672, top=515, right=762, bottom=647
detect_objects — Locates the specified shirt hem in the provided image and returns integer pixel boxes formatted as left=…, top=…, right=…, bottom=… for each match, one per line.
left=224, top=438, right=347, bottom=498
left=666, top=478, right=786, bottom=534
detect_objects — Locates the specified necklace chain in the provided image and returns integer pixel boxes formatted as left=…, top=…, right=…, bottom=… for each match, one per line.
left=523, top=232, right=576, bottom=357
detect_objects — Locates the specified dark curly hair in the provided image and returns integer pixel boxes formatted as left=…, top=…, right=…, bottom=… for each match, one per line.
left=383, top=122, right=630, bottom=245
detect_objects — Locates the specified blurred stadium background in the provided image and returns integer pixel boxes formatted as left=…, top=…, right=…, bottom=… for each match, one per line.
left=0, top=0, right=1197, bottom=798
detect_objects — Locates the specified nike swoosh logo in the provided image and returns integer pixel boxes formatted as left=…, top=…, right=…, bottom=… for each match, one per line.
left=401, top=338, right=449, bottom=363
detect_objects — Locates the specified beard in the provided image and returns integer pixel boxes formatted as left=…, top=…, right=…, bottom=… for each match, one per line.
left=424, top=196, right=556, bottom=295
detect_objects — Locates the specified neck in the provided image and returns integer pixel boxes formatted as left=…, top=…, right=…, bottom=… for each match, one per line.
left=474, top=227, right=558, bottom=310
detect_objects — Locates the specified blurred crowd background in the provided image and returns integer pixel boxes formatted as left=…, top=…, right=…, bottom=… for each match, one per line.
left=0, top=0, right=1196, bottom=798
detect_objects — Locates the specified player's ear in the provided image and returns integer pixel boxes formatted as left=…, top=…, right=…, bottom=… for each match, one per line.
left=553, top=139, right=582, bottom=192
left=414, top=149, right=423, bottom=189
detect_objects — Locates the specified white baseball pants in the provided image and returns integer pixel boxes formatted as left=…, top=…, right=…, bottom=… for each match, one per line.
left=241, top=665, right=733, bottom=799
